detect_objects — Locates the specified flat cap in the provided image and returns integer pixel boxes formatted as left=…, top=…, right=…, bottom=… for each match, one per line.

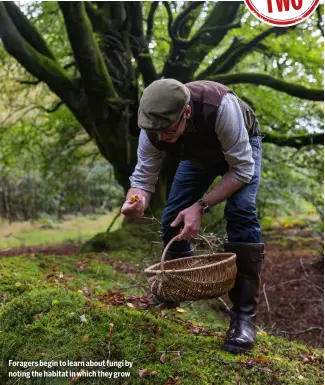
left=138, top=79, right=190, bottom=131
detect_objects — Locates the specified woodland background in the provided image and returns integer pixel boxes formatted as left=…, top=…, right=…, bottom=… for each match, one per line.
left=0, top=2, right=323, bottom=384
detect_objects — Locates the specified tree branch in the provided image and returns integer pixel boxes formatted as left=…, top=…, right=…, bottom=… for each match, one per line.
left=316, top=6, right=324, bottom=37
left=197, top=37, right=244, bottom=79
left=172, top=1, right=204, bottom=39
left=263, top=132, right=323, bottom=148
left=162, top=1, right=187, bottom=45
left=146, top=1, right=159, bottom=43
left=17, top=79, right=41, bottom=85
left=162, top=2, right=241, bottom=81
left=213, top=26, right=293, bottom=75
left=17, top=62, right=76, bottom=86
left=17, top=101, right=65, bottom=114
left=41, top=100, right=64, bottom=113
left=59, top=2, right=118, bottom=106
left=207, top=73, right=324, bottom=101
left=84, top=1, right=107, bottom=32
left=0, top=2, right=76, bottom=101
left=128, top=2, right=157, bottom=86
left=188, top=22, right=241, bottom=47
left=3, top=2, right=56, bottom=60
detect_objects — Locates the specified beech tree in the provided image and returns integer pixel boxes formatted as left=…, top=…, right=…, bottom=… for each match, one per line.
left=0, top=1, right=323, bottom=208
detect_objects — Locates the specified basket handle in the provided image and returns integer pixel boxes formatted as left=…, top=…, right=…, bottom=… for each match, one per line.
left=160, top=234, right=215, bottom=271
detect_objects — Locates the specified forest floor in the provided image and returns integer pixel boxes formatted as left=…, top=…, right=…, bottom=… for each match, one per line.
left=224, top=227, right=324, bottom=349
left=0, top=226, right=323, bottom=350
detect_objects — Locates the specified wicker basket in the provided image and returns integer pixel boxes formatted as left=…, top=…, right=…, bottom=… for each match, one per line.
left=144, top=235, right=237, bottom=302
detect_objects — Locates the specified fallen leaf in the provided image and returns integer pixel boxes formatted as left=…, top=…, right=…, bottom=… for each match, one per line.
left=139, top=369, right=149, bottom=377
left=163, top=376, right=180, bottom=385
left=253, top=356, right=268, bottom=363
left=148, top=345, right=156, bottom=353
left=32, top=312, right=43, bottom=320
left=170, top=356, right=181, bottom=363
left=160, top=353, right=167, bottom=363
left=126, top=302, right=135, bottom=308
left=176, top=307, right=187, bottom=313
left=75, top=261, right=88, bottom=271
left=82, top=335, right=89, bottom=342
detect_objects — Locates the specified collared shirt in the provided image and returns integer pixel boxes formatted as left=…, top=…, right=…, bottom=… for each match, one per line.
left=130, top=93, right=255, bottom=193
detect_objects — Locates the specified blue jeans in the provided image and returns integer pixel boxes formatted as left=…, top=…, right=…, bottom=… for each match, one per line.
left=161, top=136, right=262, bottom=254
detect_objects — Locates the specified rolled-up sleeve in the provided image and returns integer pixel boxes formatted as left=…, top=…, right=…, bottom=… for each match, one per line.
left=129, top=130, right=163, bottom=193
left=215, top=93, right=255, bottom=184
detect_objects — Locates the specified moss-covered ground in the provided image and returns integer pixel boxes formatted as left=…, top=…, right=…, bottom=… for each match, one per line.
left=0, top=223, right=323, bottom=385
left=0, top=212, right=123, bottom=249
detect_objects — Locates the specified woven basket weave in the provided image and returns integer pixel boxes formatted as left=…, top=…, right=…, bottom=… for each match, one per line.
left=144, top=235, right=237, bottom=302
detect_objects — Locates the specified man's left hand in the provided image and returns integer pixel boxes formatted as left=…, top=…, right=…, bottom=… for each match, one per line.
left=170, top=203, right=202, bottom=240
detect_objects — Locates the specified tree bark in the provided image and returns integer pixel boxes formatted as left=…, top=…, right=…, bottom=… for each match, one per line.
left=206, top=73, right=324, bottom=101
left=262, top=132, right=323, bottom=148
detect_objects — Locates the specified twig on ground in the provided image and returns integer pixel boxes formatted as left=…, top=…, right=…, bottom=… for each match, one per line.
left=182, top=301, right=194, bottom=308
left=148, top=206, right=162, bottom=225
left=262, top=283, right=271, bottom=313
left=264, top=278, right=323, bottom=292
left=107, top=210, right=121, bottom=233
left=277, top=327, right=323, bottom=336
left=300, top=256, right=309, bottom=277
left=135, top=334, right=143, bottom=358
left=216, top=297, right=230, bottom=313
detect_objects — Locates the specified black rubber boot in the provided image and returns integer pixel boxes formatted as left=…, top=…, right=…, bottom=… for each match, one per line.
left=150, top=248, right=194, bottom=309
left=221, top=242, right=264, bottom=354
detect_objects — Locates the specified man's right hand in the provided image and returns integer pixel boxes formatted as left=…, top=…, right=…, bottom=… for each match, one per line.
left=121, top=195, right=146, bottom=218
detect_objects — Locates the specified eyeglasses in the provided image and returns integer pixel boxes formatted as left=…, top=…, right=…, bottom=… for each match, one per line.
left=159, top=112, right=185, bottom=135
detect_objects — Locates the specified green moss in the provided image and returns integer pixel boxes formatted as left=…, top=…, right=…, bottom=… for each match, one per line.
left=0, top=295, right=323, bottom=384
left=80, top=222, right=161, bottom=257
left=138, top=53, right=151, bottom=58
left=0, top=253, right=140, bottom=307
left=0, top=226, right=323, bottom=385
